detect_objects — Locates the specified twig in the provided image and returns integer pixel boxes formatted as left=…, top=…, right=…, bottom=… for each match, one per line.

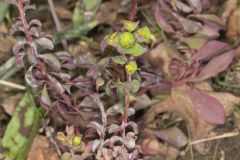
left=47, top=0, right=68, bottom=51
left=0, top=79, right=26, bottom=90
left=128, top=0, right=137, bottom=21
left=190, top=131, right=239, bottom=145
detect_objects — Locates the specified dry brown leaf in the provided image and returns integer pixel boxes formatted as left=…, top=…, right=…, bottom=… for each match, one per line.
left=146, top=43, right=183, bottom=79
left=144, top=83, right=240, bottom=154
left=95, top=1, right=120, bottom=25
left=141, top=138, right=180, bottom=160
left=1, top=94, right=23, bottom=115
left=27, top=135, right=60, bottom=160
left=55, top=5, right=72, bottom=20
left=222, top=0, right=238, bottom=23
left=226, top=7, right=240, bottom=41
left=0, top=35, right=16, bottom=58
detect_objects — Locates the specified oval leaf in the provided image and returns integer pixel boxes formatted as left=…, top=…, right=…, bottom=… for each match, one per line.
left=191, top=40, right=230, bottom=62
left=39, top=54, right=61, bottom=70
left=172, top=12, right=202, bottom=34
left=35, top=37, right=54, bottom=50
left=195, top=50, right=235, bottom=81
left=189, top=88, right=225, bottom=124
left=117, top=43, right=148, bottom=56
left=155, top=5, right=175, bottom=33
left=111, top=56, right=127, bottom=65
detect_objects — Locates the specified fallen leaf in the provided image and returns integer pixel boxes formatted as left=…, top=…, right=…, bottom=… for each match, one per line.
left=191, top=40, right=230, bottom=62
left=141, top=138, right=180, bottom=160
left=1, top=94, right=23, bottom=115
left=189, top=88, right=225, bottom=124
left=27, top=135, right=60, bottom=160
left=194, top=50, right=235, bottom=81
left=146, top=43, right=183, bottom=79
left=145, top=127, right=188, bottom=148
left=226, top=7, right=240, bottom=41
left=95, top=1, right=120, bottom=25
left=155, top=5, right=175, bottom=33
left=144, top=84, right=240, bottom=154
left=55, top=5, right=72, bottom=20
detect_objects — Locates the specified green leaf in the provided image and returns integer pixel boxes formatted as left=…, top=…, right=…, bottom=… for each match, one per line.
left=73, top=7, right=84, bottom=28
left=117, top=43, right=148, bottom=56
left=1, top=92, right=43, bottom=160
left=123, top=20, right=139, bottom=32
left=83, top=0, right=101, bottom=11
left=111, top=56, right=127, bottom=65
left=0, top=2, right=8, bottom=22
left=180, top=36, right=208, bottom=50
left=39, top=54, right=61, bottom=70
left=128, top=79, right=141, bottom=93
left=41, top=85, right=51, bottom=106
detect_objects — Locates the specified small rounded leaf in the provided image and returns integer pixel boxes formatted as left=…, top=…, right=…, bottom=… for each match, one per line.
left=123, top=20, right=139, bottom=32
left=111, top=56, right=128, bottom=65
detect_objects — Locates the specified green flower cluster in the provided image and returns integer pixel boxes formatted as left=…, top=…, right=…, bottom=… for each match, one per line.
left=106, top=20, right=152, bottom=57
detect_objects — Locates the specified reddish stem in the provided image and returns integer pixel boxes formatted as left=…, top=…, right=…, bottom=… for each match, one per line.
left=128, top=0, right=137, bottom=21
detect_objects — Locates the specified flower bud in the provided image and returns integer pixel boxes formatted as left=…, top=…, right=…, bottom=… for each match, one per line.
left=136, top=27, right=151, bottom=43
left=106, top=32, right=118, bottom=46
left=119, top=32, right=135, bottom=48
left=125, top=61, right=138, bottom=74
left=73, top=135, right=81, bottom=147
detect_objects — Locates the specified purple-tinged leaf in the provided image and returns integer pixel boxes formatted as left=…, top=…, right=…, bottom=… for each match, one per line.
left=186, top=0, right=202, bottom=13
left=189, top=14, right=224, bottom=27
left=175, top=1, right=193, bottom=13
left=191, top=40, right=230, bottom=62
left=125, top=121, right=138, bottom=134
left=126, top=108, right=135, bottom=117
left=35, top=37, right=54, bottom=50
left=155, top=5, right=175, bottom=33
left=47, top=75, right=65, bottom=94
left=39, top=54, right=61, bottom=70
left=172, top=12, right=202, bottom=34
left=10, top=21, right=24, bottom=35
left=23, top=4, right=36, bottom=12
left=92, top=139, right=100, bottom=152
left=28, top=19, right=42, bottom=28
left=25, top=66, right=41, bottom=88
left=41, top=85, right=51, bottom=106
left=13, top=40, right=28, bottom=55
left=198, top=23, right=220, bottom=39
left=66, top=125, right=74, bottom=136
left=15, top=52, right=25, bottom=68
left=189, top=88, right=225, bottom=124
left=194, top=50, right=234, bottom=81
left=158, top=0, right=172, bottom=12
left=124, top=137, right=136, bottom=150
left=108, top=124, right=121, bottom=134
left=28, top=27, right=39, bottom=38
left=106, top=103, right=124, bottom=116
left=87, top=122, right=103, bottom=136
left=146, top=127, right=188, bottom=148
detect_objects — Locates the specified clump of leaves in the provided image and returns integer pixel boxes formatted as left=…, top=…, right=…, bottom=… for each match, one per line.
left=57, top=125, right=85, bottom=160
left=87, top=94, right=141, bottom=160
left=6, top=0, right=170, bottom=159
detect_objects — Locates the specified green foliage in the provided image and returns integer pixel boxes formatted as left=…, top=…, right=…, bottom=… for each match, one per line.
left=106, top=21, right=152, bottom=56
left=1, top=92, right=43, bottom=160
left=123, top=20, right=139, bottom=32
left=0, top=2, right=8, bottom=22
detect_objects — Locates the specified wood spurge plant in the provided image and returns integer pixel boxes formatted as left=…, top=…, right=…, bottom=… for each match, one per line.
left=2, top=0, right=240, bottom=160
